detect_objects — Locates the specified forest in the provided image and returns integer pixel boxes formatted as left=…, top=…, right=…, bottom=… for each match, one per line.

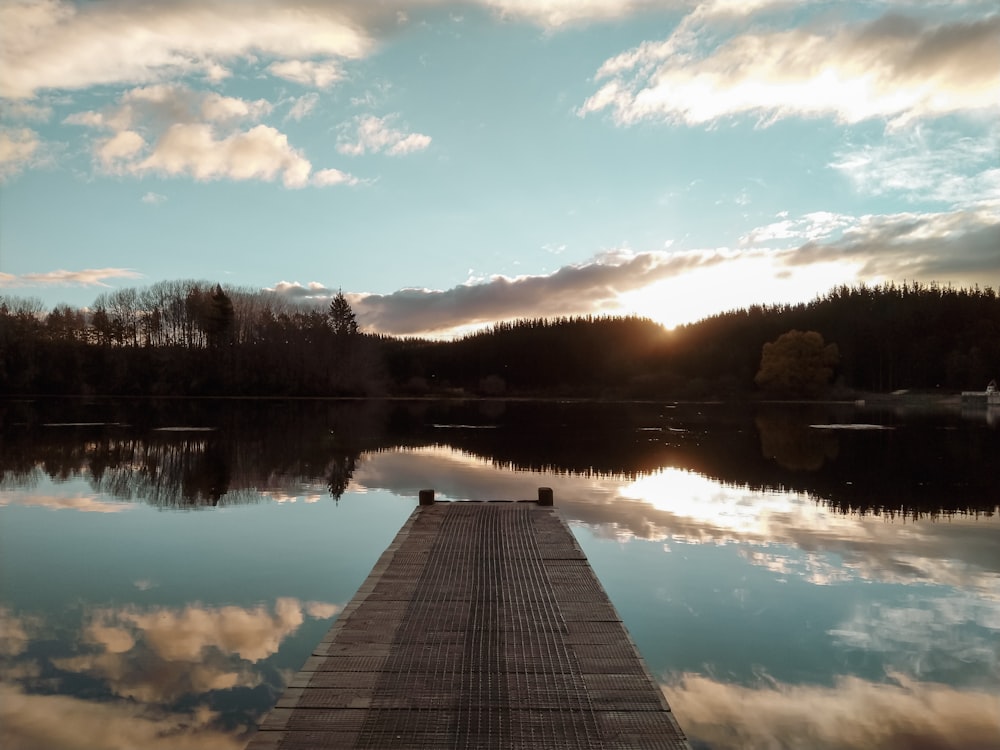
left=1, top=280, right=997, bottom=399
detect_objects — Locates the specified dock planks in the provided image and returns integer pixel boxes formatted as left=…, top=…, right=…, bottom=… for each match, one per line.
left=247, top=498, right=690, bottom=749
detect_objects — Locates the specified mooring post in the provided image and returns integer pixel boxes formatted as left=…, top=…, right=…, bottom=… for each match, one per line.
left=537, top=487, right=554, bottom=506
left=419, top=489, right=435, bottom=506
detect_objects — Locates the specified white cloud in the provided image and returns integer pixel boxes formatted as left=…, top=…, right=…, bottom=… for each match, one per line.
left=133, top=123, right=313, bottom=188
left=97, top=130, right=146, bottom=171
left=474, top=0, right=679, bottom=28
left=269, top=59, right=344, bottom=88
left=286, top=93, right=320, bottom=122
left=0, top=0, right=374, bottom=99
left=831, top=125, right=1000, bottom=207
left=64, top=84, right=356, bottom=188
left=740, top=211, right=856, bottom=247
left=338, top=114, right=431, bottom=156
left=0, top=127, right=41, bottom=180
left=0, top=267, right=143, bottom=288
left=581, top=12, right=1000, bottom=127
left=141, top=192, right=167, bottom=205
left=312, top=167, right=359, bottom=186
left=0, top=99, right=52, bottom=122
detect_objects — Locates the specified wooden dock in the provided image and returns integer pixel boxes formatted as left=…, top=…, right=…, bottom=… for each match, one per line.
left=246, top=491, right=690, bottom=749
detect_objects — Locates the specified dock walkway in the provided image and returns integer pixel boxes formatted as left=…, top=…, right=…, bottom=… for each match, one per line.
left=247, top=494, right=690, bottom=749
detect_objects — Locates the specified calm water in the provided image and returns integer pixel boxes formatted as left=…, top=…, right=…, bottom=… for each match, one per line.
left=1, top=398, right=998, bottom=750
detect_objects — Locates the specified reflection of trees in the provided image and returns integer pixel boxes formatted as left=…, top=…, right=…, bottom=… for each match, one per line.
left=755, top=408, right=840, bottom=471
left=2, top=399, right=997, bottom=517
left=0, top=400, right=381, bottom=508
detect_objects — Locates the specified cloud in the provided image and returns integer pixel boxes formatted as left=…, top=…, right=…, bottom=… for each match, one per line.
left=0, top=683, right=245, bottom=750
left=740, top=211, right=856, bottom=248
left=269, top=59, right=344, bottom=88
left=474, top=0, right=679, bottom=28
left=0, top=268, right=144, bottom=289
left=783, top=207, right=1000, bottom=282
left=0, top=127, right=40, bottom=180
left=141, top=191, right=167, bottom=205
left=831, top=125, right=1000, bottom=207
left=286, top=93, right=320, bottom=122
left=65, top=84, right=356, bottom=188
left=0, top=0, right=374, bottom=99
left=350, top=249, right=723, bottom=335
left=265, top=280, right=337, bottom=300
left=337, top=114, right=431, bottom=156
left=664, top=671, right=1000, bottom=750
left=312, top=167, right=360, bottom=186
left=131, top=123, right=314, bottom=187
left=581, top=12, right=1000, bottom=127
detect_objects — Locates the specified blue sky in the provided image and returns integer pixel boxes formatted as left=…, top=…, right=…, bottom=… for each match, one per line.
left=1, top=0, right=998, bottom=337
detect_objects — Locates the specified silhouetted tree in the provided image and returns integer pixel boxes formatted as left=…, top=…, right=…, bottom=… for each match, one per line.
left=329, top=292, right=359, bottom=337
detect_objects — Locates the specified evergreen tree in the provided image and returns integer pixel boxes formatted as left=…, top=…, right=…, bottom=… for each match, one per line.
left=329, top=292, right=359, bottom=337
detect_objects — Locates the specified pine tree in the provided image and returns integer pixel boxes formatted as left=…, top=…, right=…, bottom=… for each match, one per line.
left=329, top=292, right=359, bottom=337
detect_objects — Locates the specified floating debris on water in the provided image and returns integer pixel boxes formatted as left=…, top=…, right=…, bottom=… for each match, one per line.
left=810, top=423, right=894, bottom=431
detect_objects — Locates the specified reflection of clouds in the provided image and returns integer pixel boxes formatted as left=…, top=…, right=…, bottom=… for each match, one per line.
left=259, top=482, right=326, bottom=504
left=830, top=595, right=1000, bottom=680
left=51, top=598, right=340, bottom=705
left=354, top=448, right=1000, bottom=593
left=0, top=608, right=40, bottom=657
left=0, top=682, right=244, bottom=750
left=665, top=672, right=1000, bottom=750
left=86, top=598, right=339, bottom=663
left=0, top=490, right=130, bottom=512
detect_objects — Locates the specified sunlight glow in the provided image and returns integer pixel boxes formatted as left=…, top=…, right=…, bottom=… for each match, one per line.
left=618, top=256, right=860, bottom=328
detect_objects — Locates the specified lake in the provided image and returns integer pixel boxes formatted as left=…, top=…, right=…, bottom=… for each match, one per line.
left=1, top=398, right=998, bottom=750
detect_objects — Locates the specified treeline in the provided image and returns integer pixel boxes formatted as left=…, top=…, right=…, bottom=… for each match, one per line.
left=1, top=280, right=997, bottom=398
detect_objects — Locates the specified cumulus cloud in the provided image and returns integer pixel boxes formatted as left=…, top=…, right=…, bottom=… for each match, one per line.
left=65, top=85, right=357, bottom=188
left=269, top=59, right=344, bottom=88
left=665, top=671, right=1000, bottom=750
left=581, top=12, right=1000, bottom=127
left=0, top=0, right=374, bottom=99
left=0, top=267, right=143, bottom=288
left=338, top=114, right=431, bottom=156
left=0, top=127, right=41, bottom=180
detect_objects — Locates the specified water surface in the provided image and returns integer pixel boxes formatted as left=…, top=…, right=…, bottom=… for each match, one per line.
left=2, top=399, right=998, bottom=749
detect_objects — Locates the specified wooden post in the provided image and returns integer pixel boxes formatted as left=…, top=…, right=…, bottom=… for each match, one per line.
left=419, top=489, right=435, bottom=506
left=537, top=487, right=554, bottom=506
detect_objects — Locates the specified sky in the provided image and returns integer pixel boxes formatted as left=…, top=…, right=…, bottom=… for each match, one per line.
left=0, top=0, right=998, bottom=338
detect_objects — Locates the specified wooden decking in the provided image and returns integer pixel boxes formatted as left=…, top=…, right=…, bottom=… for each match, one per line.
left=246, top=494, right=690, bottom=749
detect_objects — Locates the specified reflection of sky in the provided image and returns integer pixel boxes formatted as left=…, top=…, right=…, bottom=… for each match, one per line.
left=0, top=484, right=414, bottom=750
left=351, top=446, right=1000, bottom=748
left=3, top=447, right=999, bottom=750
